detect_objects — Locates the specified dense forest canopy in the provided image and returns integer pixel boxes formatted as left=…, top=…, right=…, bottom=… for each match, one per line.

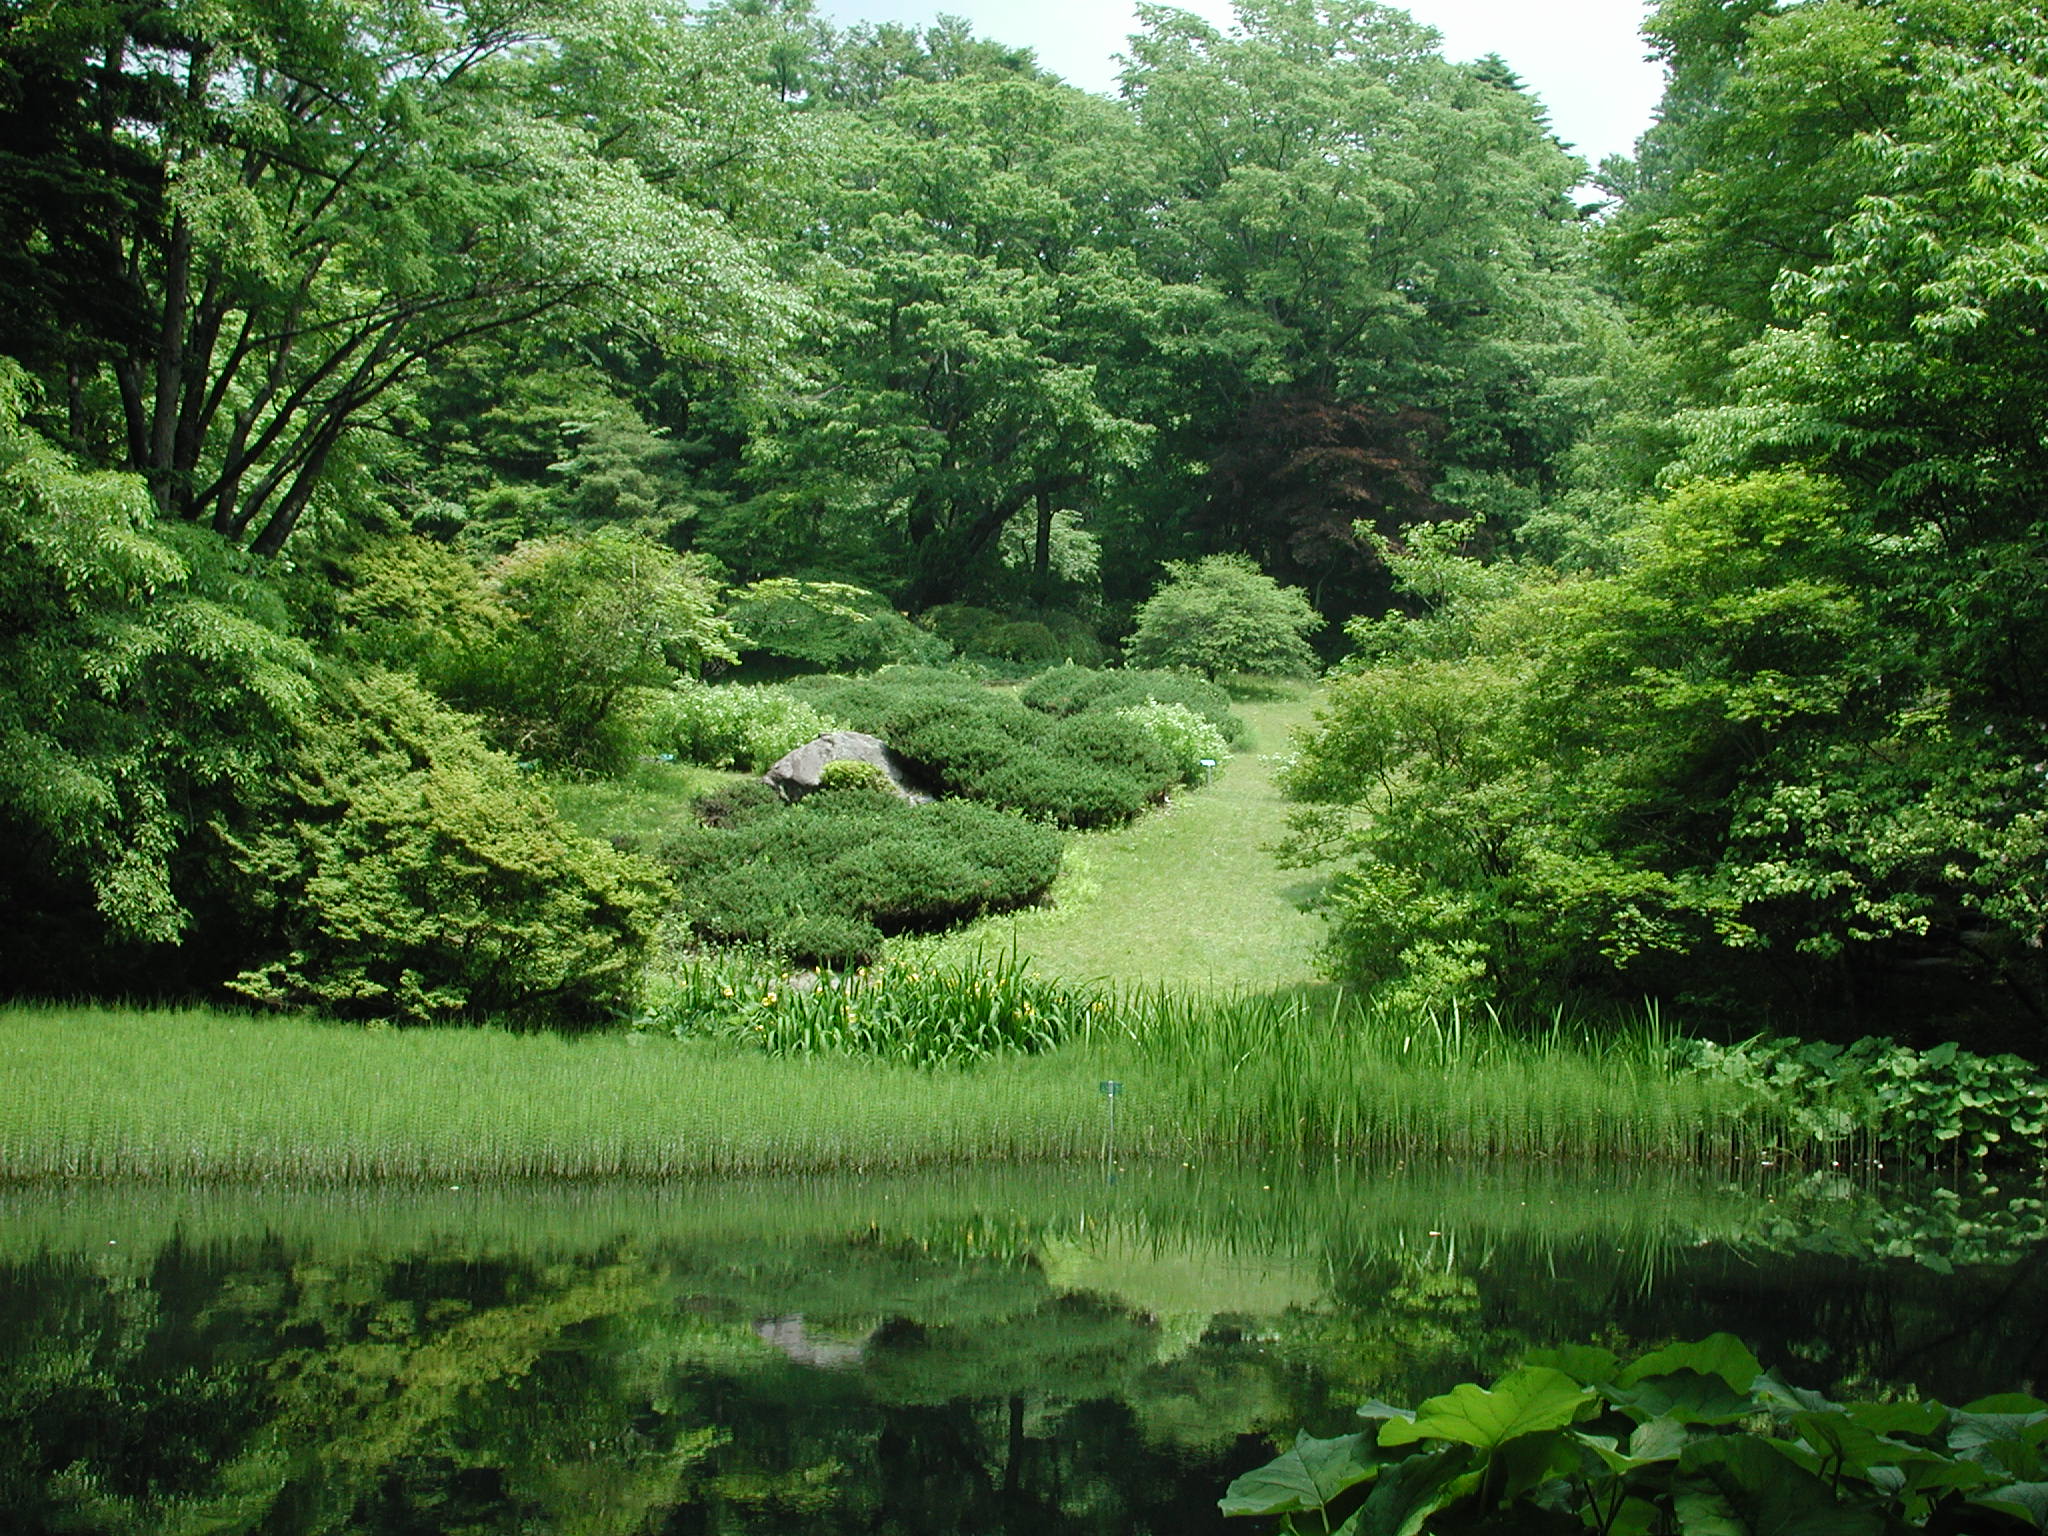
left=1, top=0, right=2042, bottom=1048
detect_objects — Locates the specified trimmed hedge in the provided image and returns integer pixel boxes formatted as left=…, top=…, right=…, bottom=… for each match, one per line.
left=789, top=671, right=1191, bottom=828
left=662, top=787, right=1063, bottom=967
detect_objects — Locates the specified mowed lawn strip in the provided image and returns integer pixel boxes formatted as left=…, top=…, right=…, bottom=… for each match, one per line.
left=914, top=688, right=1324, bottom=989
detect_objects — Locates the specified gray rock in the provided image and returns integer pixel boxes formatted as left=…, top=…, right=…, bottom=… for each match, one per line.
left=763, top=730, right=934, bottom=804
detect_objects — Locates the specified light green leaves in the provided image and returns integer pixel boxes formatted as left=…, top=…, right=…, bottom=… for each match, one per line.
left=1378, top=1367, right=1595, bottom=1452
left=1219, top=1431, right=1379, bottom=1518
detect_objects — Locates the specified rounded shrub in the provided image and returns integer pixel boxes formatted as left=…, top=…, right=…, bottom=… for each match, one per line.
left=1019, top=664, right=1246, bottom=743
left=662, top=792, right=1062, bottom=961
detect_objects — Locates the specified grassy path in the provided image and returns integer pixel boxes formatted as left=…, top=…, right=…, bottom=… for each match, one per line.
left=913, top=689, right=1326, bottom=990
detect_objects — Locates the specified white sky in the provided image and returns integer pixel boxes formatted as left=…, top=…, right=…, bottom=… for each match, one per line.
left=814, top=0, right=1666, bottom=169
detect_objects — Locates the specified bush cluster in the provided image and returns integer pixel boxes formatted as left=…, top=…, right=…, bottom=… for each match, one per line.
left=789, top=671, right=1178, bottom=828
left=661, top=787, right=1062, bottom=966
left=635, top=678, right=842, bottom=772
left=723, top=579, right=951, bottom=675
left=219, top=670, right=659, bottom=1026
left=918, top=605, right=1107, bottom=666
left=1017, top=664, right=1245, bottom=743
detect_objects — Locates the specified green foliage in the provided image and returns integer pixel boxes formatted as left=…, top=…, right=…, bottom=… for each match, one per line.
left=444, top=528, right=739, bottom=773
left=815, top=757, right=888, bottom=792
left=649, top=952, right=1101, bottom=1068
left=1224, top=1336, right=2048, bottom=1534
left=791, top=669, right=1202, bottom=827
left=724, top=579, right=952, bottom=674
left=0, top=365, right=314, bottom=964
left=1678, top=1035, right=2048, bottom=1173
left=1113, top=701, right=1232, bottom=785
left=636, top=678, right=842, bottom=773
left=1018, top=664, right=1246, bottom=743
left=219, top=669, right=660, bottom=1026
left=661, top=792, right=1063, bottom=965
left=1126, top=556, right=1322, bottom=681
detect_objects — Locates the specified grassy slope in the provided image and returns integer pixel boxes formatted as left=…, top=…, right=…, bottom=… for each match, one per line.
left=909, top=689, right=1325, bottom=989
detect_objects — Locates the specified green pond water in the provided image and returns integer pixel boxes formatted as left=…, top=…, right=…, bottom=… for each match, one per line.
left=2, top=1160, right=2044, bottom=1534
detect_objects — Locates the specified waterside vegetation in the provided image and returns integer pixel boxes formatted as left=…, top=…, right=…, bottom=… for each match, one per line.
left=6, top=985, right=2041, bottom=1185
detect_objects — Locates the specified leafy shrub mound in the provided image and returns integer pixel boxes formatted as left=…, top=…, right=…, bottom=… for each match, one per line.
left=220, top=670, right=659, bottom=1025
left=723, top=579, right=952, bottom=675
left=789, top=667, right=1222, bottom=827
left=637, top=678, right=841, bottom=772
left=1224, top=1334, right=2048, bottom=1534
left=1678, top=1034, right=2048, bottom=1172
left=662, top=790, right=1062, bottom=966
left=919, top=605, right=1108, bottom=666
left=649, top=951, right=1105, bottom=1067
left=1018, top=664, right=1245, bottom=743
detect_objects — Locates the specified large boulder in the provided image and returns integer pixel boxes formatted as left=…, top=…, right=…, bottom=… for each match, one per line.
left=763, top=731, right=934, bottom=804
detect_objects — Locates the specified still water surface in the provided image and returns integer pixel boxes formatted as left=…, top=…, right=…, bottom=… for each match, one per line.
left=3, top=1160, right=2043, bottom=1533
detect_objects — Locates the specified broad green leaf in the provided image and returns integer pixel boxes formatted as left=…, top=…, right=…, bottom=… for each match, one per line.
left=1358, top=1399, right=1418, bottom=1425
left=1962, top=1395, right=2048, bottom=1416
left=1677, top=1437, right=1885, bottom=1536
left=1492, top=1428, right=1581, bottom=1502
left=1524, top=1344, right=1621, bottom=1386
left=1789, top=1410, right=1896, bottom=1476
left=1219, top=1430, right=1378, bottom=1518
left=1752, top=1370, right=1837, bottom=1416
left=1844, top=1400, right=1945, bottom=1438
left=1608, top=1368, right=1758, bottom=1426
left=1969, top=1480, right=2048, bottom=1526
left=1378, top=1367, right=1594, bottom=1451
left=1630, top=1417, right=1693, bottom=1463
left=1340, top=1447, right=1470, bottom=1536
left=1620, top=1335, right=1764, bottom=1395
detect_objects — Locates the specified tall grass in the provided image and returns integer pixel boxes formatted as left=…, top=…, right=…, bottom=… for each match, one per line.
left=2, top=985, right=1781, bottom=1183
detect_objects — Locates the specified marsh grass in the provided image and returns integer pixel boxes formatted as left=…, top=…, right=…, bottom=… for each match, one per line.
left=2, top=986, right=1778, bottom=1183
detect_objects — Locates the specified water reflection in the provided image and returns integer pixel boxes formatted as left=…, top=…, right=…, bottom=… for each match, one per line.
left=1, top=1160, right=2043, bottom=1534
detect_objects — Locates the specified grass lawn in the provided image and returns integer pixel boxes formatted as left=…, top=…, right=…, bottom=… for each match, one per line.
left=906, top=687, right=1326, bottom=989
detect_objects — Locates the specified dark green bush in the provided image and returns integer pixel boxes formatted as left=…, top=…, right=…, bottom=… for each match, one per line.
left=724, top=579, right=952, bottom=675
left=787, top=666, right=1216, bottom=827
left=975, top=619, right=1064, bottom=664
left=1019, top=665, right=1246, bottom=743
left=662, top=792, right=1062, bottom=965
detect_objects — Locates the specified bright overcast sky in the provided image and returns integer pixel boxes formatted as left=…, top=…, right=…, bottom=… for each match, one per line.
left=814, top=1, right=1666, bottom=169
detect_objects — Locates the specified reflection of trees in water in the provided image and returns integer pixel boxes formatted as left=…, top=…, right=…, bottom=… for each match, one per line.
left=4, top=1185, right=2047, bottom=1534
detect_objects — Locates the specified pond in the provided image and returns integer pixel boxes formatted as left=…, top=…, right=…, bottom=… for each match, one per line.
left=3, top=1160, right=2044, bottom=1534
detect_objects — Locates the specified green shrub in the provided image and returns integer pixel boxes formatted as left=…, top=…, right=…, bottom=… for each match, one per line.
left=723, top=579, right=952, bottom=674
left=218, top=669, right=660, bottom=1025
left=637, top=678, right=840, bottom=772
left=1114, top=700, right=1233, bottom=782
left=662, top=792, right=1062, bottom=964
left=917, top=603, right=1002, bottom=652
left=786, top=667, right=1221, bottom=827
left=439, top=528, right=739, bottom=774
left=975, top=619, right=1064, bottom=664
left=1019, top=664, right=1246, bottom=743
left=816, top=757, right=889, bottom=792
left=1127, top=553, right=1322, bottom=679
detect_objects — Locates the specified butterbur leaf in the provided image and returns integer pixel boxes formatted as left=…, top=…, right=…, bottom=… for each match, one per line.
left=1358, top=1399, right=1419, bottom=1425
left=1677, top=1437, right=1886, bottom=1535
left=1630, top=1417, right=1693, bottom=1463
left=1341, top=1447, right=1470, bottom=1536
left=1608, top=1368, right=1758, bottom=1426
left=1379, top=1367, right=1593, bottom=1452
left=1789, top=1410, right=1896, bottom=1476
left=1962, top=1395, right=2048, bottom=1416
left=1844, top=1400, right=1945, bottom=1438
left=1220, top=1431, right=1378, bottom=1517
left=1524, top=1344, right=1621, bottom=1386
left=1492, top=1428, right=1582, bottom=1502
left=1753, top=1370, right=1838, bottom=1416
left=1620, top=1335, right=1764, bottom=1395
left=1968, top=1480, right=2048, bottom=1527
